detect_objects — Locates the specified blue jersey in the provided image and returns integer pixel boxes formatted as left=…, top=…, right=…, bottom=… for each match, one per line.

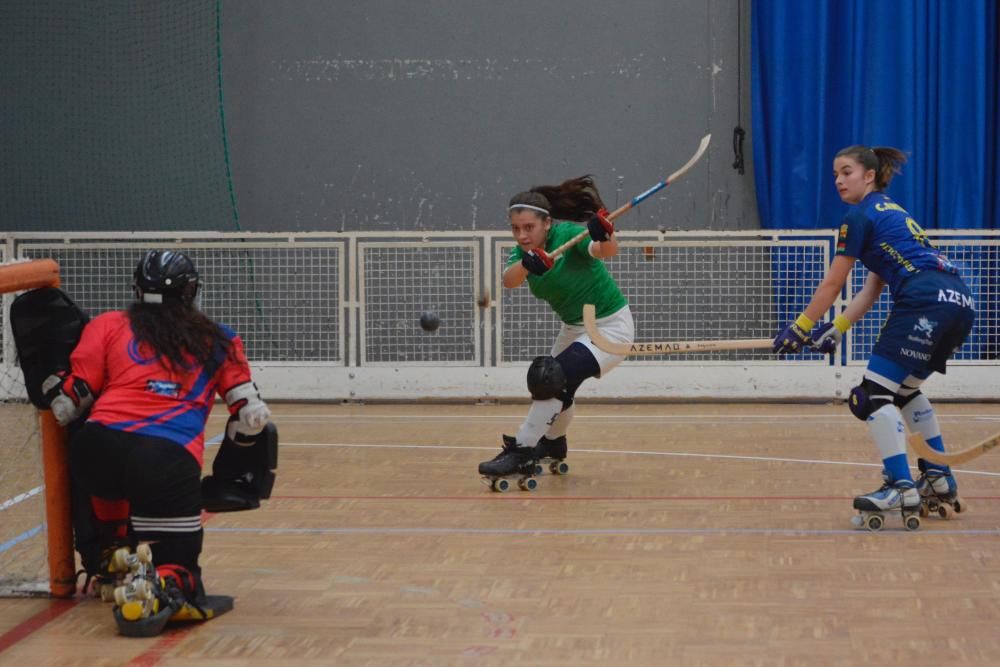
left=836, top=192, right=957, bottom=296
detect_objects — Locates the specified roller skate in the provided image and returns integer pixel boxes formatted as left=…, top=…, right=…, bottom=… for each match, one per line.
left=110, top=547, right=233, bottom=637
left=534, top=436, right=569, bottom=476
left=852, top=477, right=922, bottom=532
left=93, top=541, right=139, bottom=602
left=916, top=459, right=965, bottom=519
left=479, top=435, right=538, bottom=492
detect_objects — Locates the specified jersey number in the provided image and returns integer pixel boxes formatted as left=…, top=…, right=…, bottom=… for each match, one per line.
left=906, top=217, right=929, bottom=246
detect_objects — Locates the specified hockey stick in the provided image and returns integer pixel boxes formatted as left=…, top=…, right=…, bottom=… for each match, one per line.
left=582, top=304, right=772, bottom=356
left=907, top=430, right=1000, bottom=466
left=547, top=133, right=712, bottom=260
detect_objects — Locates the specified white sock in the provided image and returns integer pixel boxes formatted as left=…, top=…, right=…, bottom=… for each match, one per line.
left=544, top=403, right=575, bottom=439
left=900, top=393, right=942, bottom=443
left=867, top=404, right=907, bottom=461
left=516, top=398, right=564, bottom=447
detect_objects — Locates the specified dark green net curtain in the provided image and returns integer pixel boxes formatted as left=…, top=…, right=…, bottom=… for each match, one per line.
left=1, top=0, right=238, bottom=231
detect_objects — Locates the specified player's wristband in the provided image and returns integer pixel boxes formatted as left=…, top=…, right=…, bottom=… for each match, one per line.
left=832, top=314, right=852, bottom=334
left=794, top=313, right=816, bottom=333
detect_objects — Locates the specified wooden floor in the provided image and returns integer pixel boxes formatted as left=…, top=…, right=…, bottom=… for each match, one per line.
left=3, top=402, right=1000, bottom=666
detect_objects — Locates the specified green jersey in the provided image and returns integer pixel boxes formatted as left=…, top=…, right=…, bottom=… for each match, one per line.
left=506, top=222, right=627, bottom=324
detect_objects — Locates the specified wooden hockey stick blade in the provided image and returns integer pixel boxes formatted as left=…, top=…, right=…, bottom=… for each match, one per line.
left=663, top=133, right=712, bottom=186
left=582, top=304, right=772, bottom=356
left=907, top=430, right=1000, bottom=466
left=548, top=134, right=712, bottom=260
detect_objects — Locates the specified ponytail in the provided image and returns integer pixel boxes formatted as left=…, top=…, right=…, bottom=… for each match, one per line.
left=835, top=145, right=908, bottom=190
left=508, top=175, right=606, bottom=222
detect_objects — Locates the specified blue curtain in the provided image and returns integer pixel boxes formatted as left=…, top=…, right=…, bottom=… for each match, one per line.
left=752, top=1, right=999, bottom=231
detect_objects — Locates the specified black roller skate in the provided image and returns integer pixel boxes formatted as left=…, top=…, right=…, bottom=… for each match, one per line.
left=916, top=459, right=965, bottom=519
left=110, top=546, right=233, bottom=637
left=534, top=436, right=569, bottom=476
left=479, top=435, right=538, bottom=492
left=852, top=476, right=922, bottom=532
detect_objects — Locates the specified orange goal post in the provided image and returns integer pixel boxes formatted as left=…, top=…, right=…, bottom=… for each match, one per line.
left=0, top=259, right=76, bottom=597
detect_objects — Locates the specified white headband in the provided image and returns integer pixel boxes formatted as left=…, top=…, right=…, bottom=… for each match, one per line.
left=508, top=204, right=550, bottom=216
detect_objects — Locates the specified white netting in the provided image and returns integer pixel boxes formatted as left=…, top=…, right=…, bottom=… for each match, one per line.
left=498, top=236, right=832, bottom=364
left=359, top=242, right=480, bottom=364
left=21, top=242, right=345, bottom=362
left=847, top=237, right=1000, bottom=364
left=0, top=256, right=51, bottom=595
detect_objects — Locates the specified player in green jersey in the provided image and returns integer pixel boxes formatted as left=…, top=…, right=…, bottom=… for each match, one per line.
left=479, top=176, right=635, bottom=489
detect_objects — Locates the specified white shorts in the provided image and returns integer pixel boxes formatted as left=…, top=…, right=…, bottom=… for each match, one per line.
left=551, top=305, right=635, bottom=377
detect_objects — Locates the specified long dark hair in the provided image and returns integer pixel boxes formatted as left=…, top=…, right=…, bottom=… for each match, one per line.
left=508, top=175, right=607, bottom=222
left=127, top=300, right=233, bottom=373
left=835, top=145, right=908, bottom=190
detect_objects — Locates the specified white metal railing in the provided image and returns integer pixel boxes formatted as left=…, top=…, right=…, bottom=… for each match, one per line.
left=1, top=230, right=997, bottom=400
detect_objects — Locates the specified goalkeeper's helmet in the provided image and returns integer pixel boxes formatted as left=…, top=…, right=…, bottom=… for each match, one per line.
left=133, top=250, right=200, bottom=304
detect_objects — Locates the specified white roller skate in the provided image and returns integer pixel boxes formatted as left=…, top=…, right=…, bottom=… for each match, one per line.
left=916, top=459, right=965, bottom=519
left=479, top=435, right=538, bottom=492
left=534, top=436, right=569, bottom=476
left=852, top=478, right=922, bottom=532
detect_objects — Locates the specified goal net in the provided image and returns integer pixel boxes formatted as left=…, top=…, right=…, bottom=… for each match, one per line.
left=0, top=259, right=74, bottom=597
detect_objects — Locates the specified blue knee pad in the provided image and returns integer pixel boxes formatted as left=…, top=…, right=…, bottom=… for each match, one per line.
left=554, top=343, right=600, bottom=407
left=848, top=379, right=894, bottom=421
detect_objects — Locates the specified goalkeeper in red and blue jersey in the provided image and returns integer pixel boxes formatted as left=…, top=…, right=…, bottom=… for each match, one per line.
left=46, top=250, right=271, bottom=631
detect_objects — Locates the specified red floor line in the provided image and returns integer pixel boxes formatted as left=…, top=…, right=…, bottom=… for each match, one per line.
left=0, top=511, right=221, bottom=663
left=274, top=494, right=850, bottom=501
left=127, top=626, right=194, bottom=667
left=0, top=599, right=79, bottom=656
left=271, top=494, right=1000, bottom=502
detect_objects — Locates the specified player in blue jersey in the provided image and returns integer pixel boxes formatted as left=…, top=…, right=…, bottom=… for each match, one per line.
left=773, top=145, right=975, bottom=529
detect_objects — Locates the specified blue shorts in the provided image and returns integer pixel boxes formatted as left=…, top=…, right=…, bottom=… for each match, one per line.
left=871, top=271, right=975, bottom=375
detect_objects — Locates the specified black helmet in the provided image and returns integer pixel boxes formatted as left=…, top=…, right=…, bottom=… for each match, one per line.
left=133, top=250, right=200, bottom=303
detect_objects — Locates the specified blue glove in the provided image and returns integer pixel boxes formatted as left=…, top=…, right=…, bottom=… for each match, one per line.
left=521, top=248, right=554, bottom=276
left=772, top=317, right=813, bottom=355
left=811, top=322, right=840, bottom=354
left=586, top=208, right=614, bottom=242
left=810, top=315, right=851, bottom=355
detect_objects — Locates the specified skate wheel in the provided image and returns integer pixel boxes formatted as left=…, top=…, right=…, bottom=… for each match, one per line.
left=938, top=504, right=953, bottom=520
left=550, top=461, right=569, bottom=475
left=865, top=514, right=884, bottom=532
left=534, top=464, right=544, bottom=475
left=518, top=477, right=537, bottom=491
left=494, top=478, right=511, bottom=493
left=953, top=499, right=965, bottom=514
left=114, top=585, right=131, bottom=607
left=111, top=547, right=132, bottom=572
left=904, top=514, right=921, bottom=531
left=120, top=600, right=145, bottom=622
left=919, top=504, right=929, bottom=518
left=135, top=543, right=152, bottom=563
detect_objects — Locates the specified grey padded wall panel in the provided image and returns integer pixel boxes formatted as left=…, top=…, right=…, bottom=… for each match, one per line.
left=221, top=0, right=757, bottom=232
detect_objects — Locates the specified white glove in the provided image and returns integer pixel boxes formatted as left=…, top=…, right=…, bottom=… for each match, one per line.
left=225, top=382, right=270, bottom=436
